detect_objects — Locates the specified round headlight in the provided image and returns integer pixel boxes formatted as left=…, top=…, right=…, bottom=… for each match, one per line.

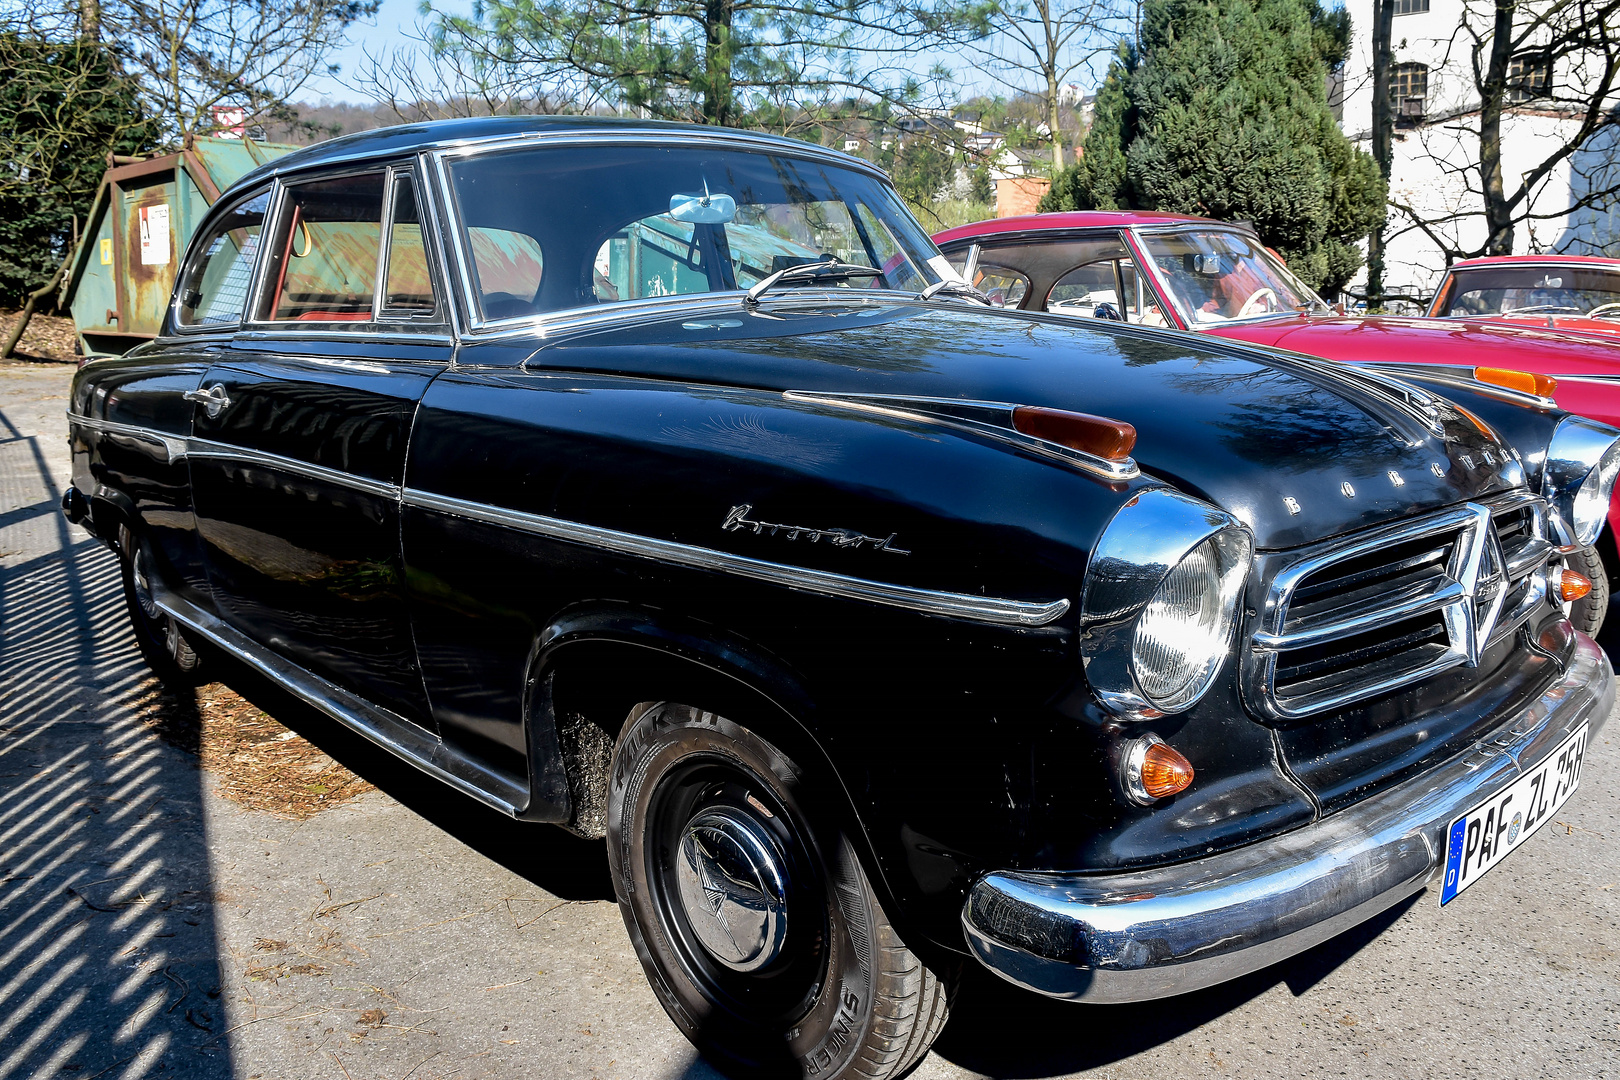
left=1541, top=416, right=1620, bottom=549
left=1131, top=533, right=1250, bottom=711
left=1080, top=488, right=1253, bottom=720
left=1568, top=438, right=1620, bottom=547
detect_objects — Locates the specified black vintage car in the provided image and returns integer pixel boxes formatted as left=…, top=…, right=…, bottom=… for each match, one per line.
left=65, top=117, right=1619, bottom=1078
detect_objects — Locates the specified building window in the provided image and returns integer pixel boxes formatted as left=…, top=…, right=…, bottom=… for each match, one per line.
left=1394, top=0, right=1429, bottom=13
left=1390, top=62, right=1429, bottom=120
left=1507, top=52, right=1551, bottom=102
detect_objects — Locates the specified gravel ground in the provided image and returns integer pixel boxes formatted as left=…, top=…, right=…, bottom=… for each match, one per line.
left=2, top=360, right=1617, bottom=1080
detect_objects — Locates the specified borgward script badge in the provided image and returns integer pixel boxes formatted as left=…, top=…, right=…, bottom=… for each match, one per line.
left=723, top=504, right=910, bottom=554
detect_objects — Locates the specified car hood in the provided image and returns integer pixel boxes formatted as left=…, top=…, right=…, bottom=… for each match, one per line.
left=527, top=302, right=1525, bottom=549
left=1203, top=313, right=1620, bottom=378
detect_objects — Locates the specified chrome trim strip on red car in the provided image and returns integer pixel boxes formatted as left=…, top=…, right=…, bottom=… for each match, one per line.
left=402, top=487, right=1073, bottom=628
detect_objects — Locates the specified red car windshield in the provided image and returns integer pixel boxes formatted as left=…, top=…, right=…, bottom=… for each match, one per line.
left=1441, top=266, right=1620, bottom=320
left=1136, top=229, right=1329, bottom=325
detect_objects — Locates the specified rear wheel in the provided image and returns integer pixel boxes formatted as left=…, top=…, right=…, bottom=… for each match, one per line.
left=118, top=524, right=204, bottom=683
left=1562, top=544, right=1609, bottom=637
left=606, top=702, right=950, bottom=1080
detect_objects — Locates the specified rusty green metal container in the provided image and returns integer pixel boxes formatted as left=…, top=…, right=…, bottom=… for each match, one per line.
left=60, top=135, right=299, bottom=356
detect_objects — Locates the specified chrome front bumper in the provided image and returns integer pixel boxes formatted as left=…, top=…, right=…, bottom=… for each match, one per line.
left=962, top=630, right=1615, bottom=1004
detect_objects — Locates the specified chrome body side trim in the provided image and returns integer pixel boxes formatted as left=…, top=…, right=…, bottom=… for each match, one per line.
left=69, top=412, right=1071, bottom=626
left=962, top=629, right=1615, bottom=1004
left=67, top=413, right=188, bottom=464
left=185, top=441, right=402, bottom=499
left=152, top=583, right=528, bottom=816
left=402, top=488, right=1071, bottom=628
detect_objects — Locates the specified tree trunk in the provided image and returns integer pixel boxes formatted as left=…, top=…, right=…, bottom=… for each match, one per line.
left=1049, top=72, right=1064, bottom=172
left=79, top=0, right=99, bottom=41
left=1367, top=0, right=1394, bottom=311
left=702, top=0, right=734, bottom=126
left=1479, top=0, right=1517, bottom=254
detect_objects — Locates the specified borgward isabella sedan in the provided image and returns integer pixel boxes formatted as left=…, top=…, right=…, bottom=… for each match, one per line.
left=65, top=117, right=1619, bottom=1078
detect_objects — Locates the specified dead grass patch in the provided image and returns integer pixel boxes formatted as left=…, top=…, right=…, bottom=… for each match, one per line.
left=134, top=680, right=375, bottom=818
left=1, top=309, right=78, bottom=363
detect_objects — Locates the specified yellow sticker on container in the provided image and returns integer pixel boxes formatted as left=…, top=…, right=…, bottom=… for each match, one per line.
left=100, top=238, right=112, bottom=265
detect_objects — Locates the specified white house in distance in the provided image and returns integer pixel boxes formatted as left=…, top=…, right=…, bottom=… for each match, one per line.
left=1337, top=0, right=1620, bottom=304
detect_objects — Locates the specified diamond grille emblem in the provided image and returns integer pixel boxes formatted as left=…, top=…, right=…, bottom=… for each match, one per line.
left=1445, top=504, right=1509, bottom=666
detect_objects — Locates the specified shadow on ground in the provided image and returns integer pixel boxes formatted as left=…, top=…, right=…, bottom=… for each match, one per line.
left=0, top=405, right=236, bottom=1080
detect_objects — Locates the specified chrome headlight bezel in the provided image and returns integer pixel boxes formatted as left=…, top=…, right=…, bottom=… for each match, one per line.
left=1540, top=415, right=1620, bottom=550
left=1080, top=488, right=1254, bottom=721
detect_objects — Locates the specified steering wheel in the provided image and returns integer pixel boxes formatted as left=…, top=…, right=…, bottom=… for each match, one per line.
left=1588, top=302, right=1620, bottom=319
left=1237, top=287, right=1278, bottom=317
left=1093, top=302, right=1124, bottom=321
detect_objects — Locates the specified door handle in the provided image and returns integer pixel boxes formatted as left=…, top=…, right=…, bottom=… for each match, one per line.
left=184, top=383, right=231, bottom=419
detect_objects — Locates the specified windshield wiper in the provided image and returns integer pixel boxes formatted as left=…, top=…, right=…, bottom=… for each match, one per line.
left=743, top=258, right=883, bottom=306
left=918, top=279, right=993, bottom=305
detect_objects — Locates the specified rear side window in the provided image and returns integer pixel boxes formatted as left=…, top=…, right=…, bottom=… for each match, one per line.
left=176, top=188, right=269, bottom=328
left=381, top=175, right=437, bottom=317
left=258, top=173, right=385, bottom=322
left=467, top=228, right=545, bottom=320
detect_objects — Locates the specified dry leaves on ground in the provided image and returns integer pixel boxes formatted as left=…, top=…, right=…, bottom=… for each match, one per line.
left=134, top=680, right=374, bottom=818
left=1, top=310, right=78, bottom=363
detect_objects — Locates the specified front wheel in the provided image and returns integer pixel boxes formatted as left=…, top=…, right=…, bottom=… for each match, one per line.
left=607, top=702, right=951, bottom=1079
left=118, top=524, right=204, bottom=683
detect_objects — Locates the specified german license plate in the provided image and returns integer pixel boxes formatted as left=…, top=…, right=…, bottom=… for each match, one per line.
left=1439, top=724, right=1587, bottom=906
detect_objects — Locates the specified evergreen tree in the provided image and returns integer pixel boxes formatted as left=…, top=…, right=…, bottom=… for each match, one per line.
left=1040, top=0, right=1384, bottom=292
left=0, top=28, right=158, bottom=307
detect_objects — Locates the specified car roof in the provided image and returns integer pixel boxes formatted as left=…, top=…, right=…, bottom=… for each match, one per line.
left=933, top=209, right=1236, bottom=245
left=1447, top=254, right=1620, bottom=270
left=234, top=114, right=874, bottom=192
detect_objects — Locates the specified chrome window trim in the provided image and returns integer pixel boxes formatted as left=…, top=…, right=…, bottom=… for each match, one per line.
left=431, top=134, right=921, bottom=335
left=402, top=488, right=1071, bottom=628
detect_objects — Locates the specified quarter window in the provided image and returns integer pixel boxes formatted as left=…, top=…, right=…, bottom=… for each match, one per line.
left=176, top=188, right=269, bottom=328
left=258, top=172, right=385, bottom=322
left=381, top=175, right=436, bottom=317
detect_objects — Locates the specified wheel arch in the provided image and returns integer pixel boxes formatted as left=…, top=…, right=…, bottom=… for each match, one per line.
left=523, top=602, right=909, bottom=931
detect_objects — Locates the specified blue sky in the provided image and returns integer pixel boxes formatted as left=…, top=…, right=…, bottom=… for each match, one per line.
left=297, top=0, right=1112, bottom=106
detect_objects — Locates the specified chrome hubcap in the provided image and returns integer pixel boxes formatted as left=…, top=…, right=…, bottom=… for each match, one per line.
left=675, top=806, right=789, bottom=972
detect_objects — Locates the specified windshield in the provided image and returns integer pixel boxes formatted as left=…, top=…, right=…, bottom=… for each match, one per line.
left=1136, top=229, right=1328, bottom=325
left=1441, top=266, right=1620, bottom=320
left=443, top=143, right=944, bottom=321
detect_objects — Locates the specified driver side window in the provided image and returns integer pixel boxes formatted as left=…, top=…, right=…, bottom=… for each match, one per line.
left=1046, top=258, right=1167, bottom=325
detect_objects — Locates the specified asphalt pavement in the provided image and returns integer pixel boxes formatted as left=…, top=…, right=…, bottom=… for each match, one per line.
left=3, top=361, right=1617, bottom=1080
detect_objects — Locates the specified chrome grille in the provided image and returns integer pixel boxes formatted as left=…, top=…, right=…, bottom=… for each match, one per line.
left=1246, top=492, right=1553, bottom=719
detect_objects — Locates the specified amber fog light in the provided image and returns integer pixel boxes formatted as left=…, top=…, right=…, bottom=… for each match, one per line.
left=1559, top=569, right=1593, bottom=602
left=1122, top=734, right=1195, bottom=805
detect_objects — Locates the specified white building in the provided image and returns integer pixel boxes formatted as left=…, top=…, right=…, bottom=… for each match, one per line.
left=1337, top=0, right=1620, bottom=303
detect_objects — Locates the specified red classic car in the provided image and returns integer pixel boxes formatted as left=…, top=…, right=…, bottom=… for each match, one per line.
left=933, top=211, right=1620, bottom=629
left=1426, top=254, right=1620, bottom=338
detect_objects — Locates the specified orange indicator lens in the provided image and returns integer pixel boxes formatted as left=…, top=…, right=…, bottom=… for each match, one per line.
left=1012, top=406, right=1137, bottom=461
left=1559, top=569, right=1593, bottom=602
left=1140, top=742, right=1195, bottom=800
left=1475, top=367, right=1557, bottom=398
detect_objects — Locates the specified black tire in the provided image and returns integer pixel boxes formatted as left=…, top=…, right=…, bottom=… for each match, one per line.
left=1563, top=545, right=1609, bottom=637
left=606, top=702, right=951, bottom=1080
left=118, top=524, right=204, bottom=683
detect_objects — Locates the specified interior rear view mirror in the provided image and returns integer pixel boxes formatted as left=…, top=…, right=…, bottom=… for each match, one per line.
left=669, top=189, right=737, bottom=224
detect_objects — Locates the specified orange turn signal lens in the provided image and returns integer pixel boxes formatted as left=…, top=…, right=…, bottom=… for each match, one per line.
left=1559, top=569, right=1593, bottom=602
left=1130, top=739, right=1195, bottom=802
left=1475, top=367, right=1557, bottom=398
left=1012, top=406, right=1137, bottom=461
